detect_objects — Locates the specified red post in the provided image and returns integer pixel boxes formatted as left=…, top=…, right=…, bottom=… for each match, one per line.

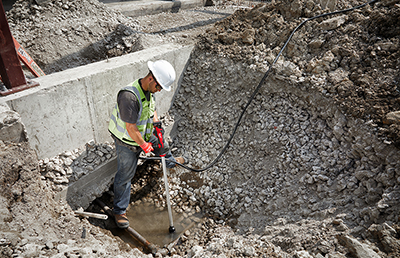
left=0, top=1, right=39, bottom=96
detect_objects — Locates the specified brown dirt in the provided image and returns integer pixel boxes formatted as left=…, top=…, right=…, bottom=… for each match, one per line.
left=6, top=0, right=241, bottom=74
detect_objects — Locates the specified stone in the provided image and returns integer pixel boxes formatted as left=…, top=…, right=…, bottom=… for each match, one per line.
left=320, top=15, right=347, bottom=31
left=35, top=0, right=52, bottom=4
left=295, top=250, right=314, bottom=257
left=23, top=243, right=43, bottom=257
left=0, top=110, right=27, bottom=143
left=383, top=111, right=400, bottom=125
left=243, top=246, right=255, bottom=256
left=241, top=28, right=255, bottom=45
left=45, top=241, right=54, bottom=249
left=336, top=234, right=381, bottom=258
left=188, top=245, right=204, bottom=258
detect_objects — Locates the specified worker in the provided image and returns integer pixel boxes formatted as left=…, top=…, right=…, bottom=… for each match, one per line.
left=108, top=60, right=186, bottom=229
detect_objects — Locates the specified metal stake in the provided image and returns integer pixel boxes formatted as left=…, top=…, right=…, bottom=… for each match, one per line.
left=162, top=157, right=175, bottom=233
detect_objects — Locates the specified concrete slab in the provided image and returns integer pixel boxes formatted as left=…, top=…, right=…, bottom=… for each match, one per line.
left=55, top=157, right=117, bottom=210
left=102, top=0, right=208, bottom=17
left=1, top=43, right=194, bottom=159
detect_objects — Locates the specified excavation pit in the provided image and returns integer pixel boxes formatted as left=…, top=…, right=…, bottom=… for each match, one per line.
left=83, top=160, right=206, bottom=254
left=108, top=202, right=203, bottom=249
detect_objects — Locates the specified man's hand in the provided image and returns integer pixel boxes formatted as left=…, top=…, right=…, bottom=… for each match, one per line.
left=153, top=121, right=162, bottom=128
left=140, top=142, right=154, bottom=153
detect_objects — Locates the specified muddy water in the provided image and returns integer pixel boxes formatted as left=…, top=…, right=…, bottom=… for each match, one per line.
left=111, top=201, right=203, bottom=248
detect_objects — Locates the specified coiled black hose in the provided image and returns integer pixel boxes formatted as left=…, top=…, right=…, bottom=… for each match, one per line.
left=141, top=0, right=379, bottom=172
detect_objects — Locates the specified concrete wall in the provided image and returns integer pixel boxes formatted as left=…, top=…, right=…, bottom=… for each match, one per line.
left=1, top=43, right=194, bottom=159
left=105, top=0, right=208, bottom=17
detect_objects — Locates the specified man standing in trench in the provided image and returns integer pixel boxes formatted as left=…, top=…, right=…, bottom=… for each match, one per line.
left=108, top=60, right=186, bottom=229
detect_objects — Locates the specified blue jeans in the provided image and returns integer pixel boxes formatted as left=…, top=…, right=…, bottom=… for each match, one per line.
left=113, top=135, right=177, bottom=215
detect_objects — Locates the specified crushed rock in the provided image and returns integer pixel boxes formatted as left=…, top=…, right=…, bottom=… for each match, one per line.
left=38, top=140, right=116, bottom=194
left=170, top=0, right=400, bottom=256
left=197, top=0, right=400, bottom=145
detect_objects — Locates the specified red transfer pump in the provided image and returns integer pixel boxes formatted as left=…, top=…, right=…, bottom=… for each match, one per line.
left=153, top=121, right=167, bottom=157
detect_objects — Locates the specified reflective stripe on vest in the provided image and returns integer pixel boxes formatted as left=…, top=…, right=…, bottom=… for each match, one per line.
left=108, top=80, right=155, bottom=146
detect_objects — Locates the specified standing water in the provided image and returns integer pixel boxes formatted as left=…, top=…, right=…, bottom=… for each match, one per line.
left=111, top=201, right=203, bottom=248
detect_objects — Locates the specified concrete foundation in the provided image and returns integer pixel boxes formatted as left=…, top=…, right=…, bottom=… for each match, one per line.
left=103, top=0, right=209, bottom=17
left=1, top=43, right=193, bottom=159
left=0, top=43, right=193, bottom=209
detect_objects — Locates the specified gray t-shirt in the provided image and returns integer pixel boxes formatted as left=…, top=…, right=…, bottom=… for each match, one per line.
left=112, top=80, right=154, bottom=150
left=117, top=80, right=151, bottom=123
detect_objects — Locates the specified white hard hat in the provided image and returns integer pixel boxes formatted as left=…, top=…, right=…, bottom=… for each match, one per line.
left=147, top=60, right=176, bottom=91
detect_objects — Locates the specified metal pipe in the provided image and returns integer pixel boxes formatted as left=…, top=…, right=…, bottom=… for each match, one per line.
left=95, top=199, right=158, bottom=255
left=162, top=157, right=175, bottom=233
left=74, top=210, right=108, bottom=220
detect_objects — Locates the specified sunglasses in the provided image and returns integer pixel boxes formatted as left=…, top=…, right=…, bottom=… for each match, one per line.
left=155, top=82, right=162, bottom=90
left=153, top=76, right=162, bottom=90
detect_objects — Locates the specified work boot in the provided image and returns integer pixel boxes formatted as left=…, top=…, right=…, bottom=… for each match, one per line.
left=114, top=213, right=129, bottom=229
left=175, top=156, right=187, bottom=165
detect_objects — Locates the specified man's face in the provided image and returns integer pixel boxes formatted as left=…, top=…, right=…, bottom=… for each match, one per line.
left=151, top=76, right=162, bottom=93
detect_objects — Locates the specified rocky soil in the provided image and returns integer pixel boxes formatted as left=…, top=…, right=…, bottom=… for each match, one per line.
left=6, top=0, right=240, bottom=74
left=6, top=0, right=143, bottom=74
left=169, top=0, right=400, bottom=257
left=2, top=0, right=400, bottom=257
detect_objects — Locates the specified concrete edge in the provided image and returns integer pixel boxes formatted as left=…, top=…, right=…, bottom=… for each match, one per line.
left=55, top=157, right=117, bottom=210
left=105, top=0, right=208, bottom=17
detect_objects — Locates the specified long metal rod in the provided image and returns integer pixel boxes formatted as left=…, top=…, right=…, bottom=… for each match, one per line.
left=95, top=199, right=158, bottom=255
left=162, top=157, right=175, bottom=233
left=74, top=210, right=108, bottom=220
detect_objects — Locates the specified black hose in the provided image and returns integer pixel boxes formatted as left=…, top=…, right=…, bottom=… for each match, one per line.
left=141, top=0, right=379, bottom=172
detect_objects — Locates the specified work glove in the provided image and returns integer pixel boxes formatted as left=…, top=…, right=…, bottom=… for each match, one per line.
left=140, top=142, right=154, bottom=154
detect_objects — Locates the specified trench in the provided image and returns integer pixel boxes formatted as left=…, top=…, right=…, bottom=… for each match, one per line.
left=83, top=159, right=206, bottom=254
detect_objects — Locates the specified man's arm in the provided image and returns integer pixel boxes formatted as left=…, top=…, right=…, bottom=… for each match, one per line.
left=153, top=110, right=159, bottom=123
left=126, top=122, right=146, bottom=146
left=126, top=122, right=153, bottom=153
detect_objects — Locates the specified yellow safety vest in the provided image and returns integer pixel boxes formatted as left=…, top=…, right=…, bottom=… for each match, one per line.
left=108, top=80, right=155, bottom=146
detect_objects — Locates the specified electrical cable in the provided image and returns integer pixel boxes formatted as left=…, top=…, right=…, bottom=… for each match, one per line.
left=140, top=0, right=379, bottom=172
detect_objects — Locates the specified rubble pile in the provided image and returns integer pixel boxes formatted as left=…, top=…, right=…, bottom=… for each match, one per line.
left=38, top=141, right=116, bottom=194
left=6, top=0, right=142, bottom=74
left=199, top=0, right=400, bottom=145
left=169, top=0, right=400, bottom=256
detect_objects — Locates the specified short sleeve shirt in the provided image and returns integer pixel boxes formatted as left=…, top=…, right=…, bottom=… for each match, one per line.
left=117, top=80, right=153, bottom=124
